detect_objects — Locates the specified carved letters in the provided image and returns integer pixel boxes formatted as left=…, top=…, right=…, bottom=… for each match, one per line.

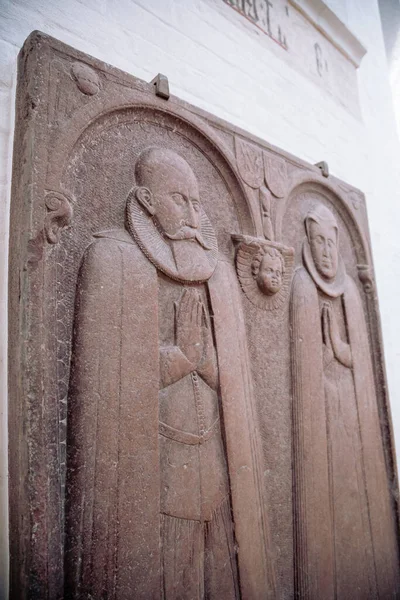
left=8, top=32, right=399, bottom=600
left=222, top=0, right=288, bottom=49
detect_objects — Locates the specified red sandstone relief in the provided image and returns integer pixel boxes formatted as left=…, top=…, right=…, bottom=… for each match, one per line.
left=8, top=31, right=399, bottom=600
left=290, top=204, right=400, bottom=599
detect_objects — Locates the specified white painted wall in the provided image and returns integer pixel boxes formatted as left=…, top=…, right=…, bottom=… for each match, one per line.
left=379, top=0, right=400, bottom=135
left=0, top=0, right=399, bottom=597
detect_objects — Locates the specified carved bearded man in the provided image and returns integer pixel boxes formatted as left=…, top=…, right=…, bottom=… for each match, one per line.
left=65, top=148, right=274, bottom=599
left=290, top=204, right=400, bottom=599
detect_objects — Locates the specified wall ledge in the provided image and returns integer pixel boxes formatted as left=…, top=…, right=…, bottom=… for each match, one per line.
left=290, top=0, right=367, bottom=67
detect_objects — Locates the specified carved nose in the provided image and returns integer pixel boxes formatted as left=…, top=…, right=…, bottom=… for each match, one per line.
left=186, top=202, right=199, bottom=228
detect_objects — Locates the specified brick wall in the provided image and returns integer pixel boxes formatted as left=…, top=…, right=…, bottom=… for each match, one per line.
left=1, top=0, right=400, bottom=596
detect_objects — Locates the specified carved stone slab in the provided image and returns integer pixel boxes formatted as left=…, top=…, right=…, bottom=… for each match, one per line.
left=8, top=32, right=400, bottom=599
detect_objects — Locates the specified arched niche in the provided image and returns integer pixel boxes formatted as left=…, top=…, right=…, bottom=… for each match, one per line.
left=45, top=93, right=257, bottom=243
left=277, top=172, right=373, bottom=293
left=279, top=170, right=396, bottom=512
left=277, top=172, right=371, bottom=264
left=41, top=98, right=261, bottom=524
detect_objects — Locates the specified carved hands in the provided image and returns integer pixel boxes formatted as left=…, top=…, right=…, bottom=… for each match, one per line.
left=176, top=289, right=218, bottom=388
left=160, top=289, right=218, bottom=390
left=322, top=302, right=335, bottom=367
left=176, top=289, right=204, bottom=367
left=322, top=302, right=352, bottom=369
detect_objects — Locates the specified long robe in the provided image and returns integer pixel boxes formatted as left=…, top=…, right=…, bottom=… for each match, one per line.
left=64, top=229, right=276, bottom=599
left=290, top=265, right=400, bottom=599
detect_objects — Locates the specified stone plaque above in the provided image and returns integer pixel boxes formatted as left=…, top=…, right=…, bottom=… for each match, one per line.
left=218, top=0, right=366, bottom=115
left=8, top=32, right=399, bottom=599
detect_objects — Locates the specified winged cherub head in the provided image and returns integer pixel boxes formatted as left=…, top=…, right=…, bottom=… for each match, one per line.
left=251, top=246, right=285, bottom=296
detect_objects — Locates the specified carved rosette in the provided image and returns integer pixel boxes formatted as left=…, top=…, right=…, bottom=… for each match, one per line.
left=338, top=183, right=363, bottom=211
left=44, top=191, right=73, bottom=244
left=233, top=234, right=294, bottom=311
left=357, top=264, right=374, bottom=294
left=263, top=152, right=287, bottom=198
left=349, top=191, right=362, bottom=210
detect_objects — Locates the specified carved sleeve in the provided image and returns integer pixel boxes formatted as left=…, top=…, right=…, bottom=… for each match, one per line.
left=197, top=310, right=218, bottom=391
left=331, top=337, right=352, bottom=368
left=327, top=304, right=353, bottom=368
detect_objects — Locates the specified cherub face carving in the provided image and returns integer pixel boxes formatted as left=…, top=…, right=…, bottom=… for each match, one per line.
left=252, top=247, right=285, bottom=296
left=307, top=220, right=338, bottom=281
left=135, top=147, right=210, bottom=249
left=234, top=235, right=294, bottom=311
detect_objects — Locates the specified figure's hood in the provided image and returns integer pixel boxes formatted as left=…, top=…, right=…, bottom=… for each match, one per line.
left=302, top=238, right=346, bottom=297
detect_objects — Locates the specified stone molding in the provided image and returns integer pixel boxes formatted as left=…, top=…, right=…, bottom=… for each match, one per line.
left=290, top=0, right=367, bottom=67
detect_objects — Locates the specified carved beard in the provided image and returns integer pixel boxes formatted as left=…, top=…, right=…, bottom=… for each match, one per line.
left=164, top=226, right=212, bottom=250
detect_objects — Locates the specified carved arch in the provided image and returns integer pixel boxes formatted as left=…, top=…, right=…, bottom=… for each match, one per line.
left=46, top=89, right=259, bottom=238
left=276, top=171, right=371, bottom=266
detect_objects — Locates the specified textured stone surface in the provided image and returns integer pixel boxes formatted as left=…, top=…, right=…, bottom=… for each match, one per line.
left=8, top=31, right=400, bottom=599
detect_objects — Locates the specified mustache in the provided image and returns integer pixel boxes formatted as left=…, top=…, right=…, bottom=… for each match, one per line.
left=165, top=226, right=212, bottom=250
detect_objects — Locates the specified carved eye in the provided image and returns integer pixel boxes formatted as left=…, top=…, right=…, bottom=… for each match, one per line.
left=315, top=235, right=324, bottom=244
left=191, top=200, right=200, bottom=212
left=328, top=239, right=335, bottom=247
left=171, top=193, right=186, bottom=206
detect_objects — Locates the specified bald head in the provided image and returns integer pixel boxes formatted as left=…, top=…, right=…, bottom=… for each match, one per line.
left=135, top=147, right=198, bottom=192
left=133, top=147, right=210, bottom=245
